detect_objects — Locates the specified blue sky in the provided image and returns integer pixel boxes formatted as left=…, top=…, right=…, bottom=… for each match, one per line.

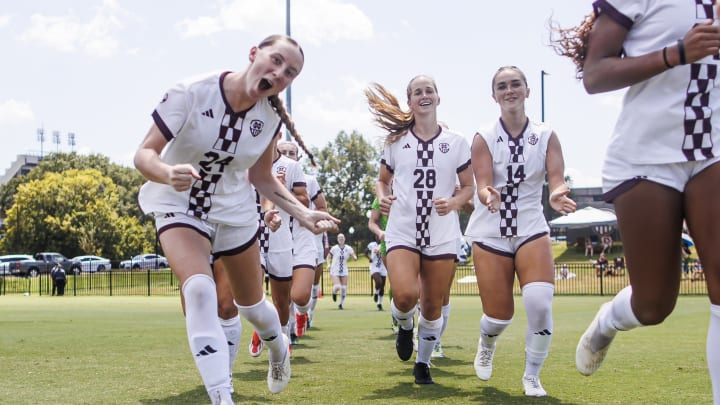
left=0, top=0, right=624, bottom=187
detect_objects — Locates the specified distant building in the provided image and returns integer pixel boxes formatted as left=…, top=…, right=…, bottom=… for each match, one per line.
left=0, top=154, right=43, bottom=187
left=548, top=186, right=619, bottom=249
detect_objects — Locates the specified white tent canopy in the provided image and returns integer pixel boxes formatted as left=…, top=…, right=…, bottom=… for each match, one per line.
left=549, top=206, right=617, bottom=229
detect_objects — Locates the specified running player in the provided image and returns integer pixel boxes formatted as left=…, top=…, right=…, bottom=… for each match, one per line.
left=366, top=75, right=474, bottom=385
left=464, top=66, right=576, bottom=397
left=367, top=236, right=387, bottom=310
left=327, top=233, right=357, bottom=309
left=552, top=2, right=720, bottom=403
left=134, top=34, right=339, bottom=404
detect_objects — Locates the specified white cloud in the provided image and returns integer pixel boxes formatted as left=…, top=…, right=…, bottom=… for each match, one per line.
left=0, top=100, right=35, bottom=127
left=177, top=0, right=373, bottom=45
left=19, top=0, right=129, bottom=58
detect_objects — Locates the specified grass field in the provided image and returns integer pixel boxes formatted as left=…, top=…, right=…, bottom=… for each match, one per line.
left=0, top=295, right=713, bottom=404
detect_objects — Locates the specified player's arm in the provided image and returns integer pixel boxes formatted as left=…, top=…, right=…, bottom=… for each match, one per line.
left=134, top=124, right=200, bottom=191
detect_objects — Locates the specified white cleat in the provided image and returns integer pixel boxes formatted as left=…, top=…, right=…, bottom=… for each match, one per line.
left=576, top=302, right=615, bottom=376
left=522, top=375, right=547, bottom=397
left=473, top=340, right=495, bottom=381
left=210, top=388, right=234, bottom=405
left=267, top=335, right=292, bottom=394
left=431, top=342, right=445, bottom=358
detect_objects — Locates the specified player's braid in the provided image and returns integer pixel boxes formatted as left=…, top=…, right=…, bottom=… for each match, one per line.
left=365, top=83, right=414, bottom=145
left=549, top=12, right=595, bottom=79
left=268, top=94, right=317, bottom=167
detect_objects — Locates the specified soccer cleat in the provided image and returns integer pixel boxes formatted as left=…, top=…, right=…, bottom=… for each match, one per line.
left=373, top=293, right=378, bottom=302
left=338, top=304, right=343, bottom=310
left=396, top=326, right=414, bottom=361
left=377, top=303, right=383, bottom=311
left=431, top=342, right=444, bottom=358
left=290, top=332, right=298, bottom=346
left=249, top=330, right=263, bottom=358
left=576, top=302, right=615, bottom=376
left=307, top=311, right=314, bottom=329
left=413, top=362, right=434, bottom=384
left=522, top=375, right=547, bottom=397
left=391, top=317, right=399, bottom=334
left=473, top=340, right=495, bottom=381
left=332, top=292, right=337, bottom=302
left=295, top=313, right=307, bottom=338
left=267, top=335, right=292, bottom=394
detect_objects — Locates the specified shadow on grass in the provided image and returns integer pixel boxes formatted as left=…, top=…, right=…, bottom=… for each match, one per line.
left=470, top=386, right=575, bottom=404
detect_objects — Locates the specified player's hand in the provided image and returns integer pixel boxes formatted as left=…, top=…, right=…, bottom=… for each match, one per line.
left=549, top=184, right=577, bottom=215
left=432, top=197, right=452, bottom=216
left=275, top=172, right=286, bottom=186
left=168, top=164, right=201, bottom=192
left=301, top=210, right=340, bottom=234
left=484, top=186, right=501, bottom=213
left=379, top=195, right=396, bottom=216
left=264, top=209, right=282, bottom=232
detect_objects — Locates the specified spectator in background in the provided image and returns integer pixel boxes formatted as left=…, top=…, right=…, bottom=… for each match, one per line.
left=595, top=253, right=609, bottom=277
left=601, top=234, right=613, bottom=254
left=52, top=263, right=67, bottom=296
left=584, top=237, right=593, bottom=258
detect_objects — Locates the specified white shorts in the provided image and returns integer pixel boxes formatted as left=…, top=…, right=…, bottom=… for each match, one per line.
left=369, top=262, right=387, bottom=277
left=154, top=212, right=258, bottom=256
left=385, top=239, right=457, bottom=260
left=471, top=232, right=548, bottom=257
left=602, top=153, right=720, bottom=200
left=314, top=235, right=326, bottom=265
left=262, top=250, right=293, bottom=281
left=293, top=231, right=318, bottom=270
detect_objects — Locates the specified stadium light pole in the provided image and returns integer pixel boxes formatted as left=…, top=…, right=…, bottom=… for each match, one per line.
left=285, top=0, right=292, bottom=141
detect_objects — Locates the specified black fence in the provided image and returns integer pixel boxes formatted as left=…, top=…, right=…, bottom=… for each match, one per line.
left=0, top=262, right=708, bottom=297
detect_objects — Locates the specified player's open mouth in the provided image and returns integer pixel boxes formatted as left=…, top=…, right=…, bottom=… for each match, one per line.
left=259, top=78, right=272, bottom=91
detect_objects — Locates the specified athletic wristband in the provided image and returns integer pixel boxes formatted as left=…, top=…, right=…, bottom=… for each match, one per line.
left=662, top=47, right=673, bottom=69
left=677, top=39, right=687, bottom=65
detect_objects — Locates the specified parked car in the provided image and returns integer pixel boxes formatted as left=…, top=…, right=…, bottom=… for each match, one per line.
left=7, top=252, right=81, bottom=277
left=119, top=254, right=168, bottom=270
left=71, top=255, right=112, bottom=273
left=0, top=254, right=34, bottom=275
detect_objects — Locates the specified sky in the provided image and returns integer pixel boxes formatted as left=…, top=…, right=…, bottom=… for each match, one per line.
left=0, top=0, right=625, bottom=188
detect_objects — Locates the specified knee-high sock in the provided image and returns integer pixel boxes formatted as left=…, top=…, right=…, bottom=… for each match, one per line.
left=340, top=286, right=347, bottom=306
left=522, top=282, right=554, bottom=377
left=480, top=314, right=512, bottom=349
left=417, top=314, right=443, bottom=364
left=594, top=285, right=641, bottom=351
left=309, top=284, right=320, bottom=312
left=288, top=303, right=296, bottom=334
left=295, top=301, right=311, bottom=315
left=391, top=299, right=416, bottom=331
left=440, top=303, right=451, bottom=341
left=236, top=298, right=285, bottom=363
left=708, top=304, right=720, bottom=404
left=378, top=288, right=385, bottom=306
left=219, top=315, right=241, bottom=374
left=332, top=284, right=341, bottom=295
left=182, top=274, right=230, bottom=394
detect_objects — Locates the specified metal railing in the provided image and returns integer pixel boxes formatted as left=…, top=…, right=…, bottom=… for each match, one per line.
left=0, top=262, right=708, bottom=297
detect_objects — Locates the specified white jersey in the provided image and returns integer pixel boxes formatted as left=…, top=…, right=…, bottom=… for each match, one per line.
left=305, top=174, right=326, bottom=255
left=328, top=244, right=355, bottom=276
left=267, top=154, right=306, bottom=252
left=138, top=71, right=280, bottom=226
left=596, top=0, right=720, bottom=164
left=465, top=118, right=551, bottom=239
left=367, top=241, right=386, bottom=274
left=381, top=127, right=471, bottom=248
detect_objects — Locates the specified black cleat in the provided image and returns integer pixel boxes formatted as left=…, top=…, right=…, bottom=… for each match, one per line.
left=396, top=326, right=414, bottom=361
left=377, top=304, right=383, bottom=311
left=373, top=293, right=378, bottom=302
left=413, top=362, right=434, bottom=384
left=338, top=304, right=343, bottom=310
left=332, top=292, right=337, bottom=302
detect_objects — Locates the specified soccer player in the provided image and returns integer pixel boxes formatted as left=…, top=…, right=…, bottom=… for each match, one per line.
left=552, top=2, right=720, bottom=403
left=367, top=236, right=387, bottom=311
left=134, top=34, right=339, bottom=405
left=366, top=76, right=474, bottom=385
left=327, top=233, right=357, bottom=309
left=464, top=66, right=576, bottom=397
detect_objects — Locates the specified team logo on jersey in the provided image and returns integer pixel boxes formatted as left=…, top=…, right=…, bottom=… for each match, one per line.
left=249, top=119, right=264, bottom=137
left=402, top=143, right=411, bottom=149
left=161, top=93, right=168, bottom=103
left=439, top=142, right=450, bottom=153
left=276, top=166, right=287, bottom=175
left=528, top=133, right=538, bottom=145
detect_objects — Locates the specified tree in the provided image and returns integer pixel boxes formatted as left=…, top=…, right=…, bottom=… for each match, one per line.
left=312, top=130, right=379, bottom=251
left=0, top=169, right=153, bottom=258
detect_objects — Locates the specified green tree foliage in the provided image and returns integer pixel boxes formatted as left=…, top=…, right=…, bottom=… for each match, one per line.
left=0, top=168, right=152, bottom=259
left=312, top=130, right=379, bottom=251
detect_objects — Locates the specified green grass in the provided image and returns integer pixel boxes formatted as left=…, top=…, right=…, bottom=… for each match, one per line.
left=0, top=295, right=713, bottom=404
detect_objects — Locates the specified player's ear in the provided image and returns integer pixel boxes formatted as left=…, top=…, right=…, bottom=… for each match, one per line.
left=249, top=46, right=259, bottom=63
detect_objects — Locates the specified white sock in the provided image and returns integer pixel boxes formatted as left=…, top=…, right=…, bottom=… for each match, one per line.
left=391, top=299, right=416, bottom=331
left=522, top=282, right=554, bottom=377
left=440, top=303, right=451, bottom=338
left=480, top=314, right=512, bottom=349
left=332, top=284, right=341, bottom=295
left=236, top=298, right=285, bottom=363
left=309, top=284, right=320, bottom=312
left=288, top=304, right=296, bottom=335
left=340, top=286, right=347, bottom=305
left=417, top=314, right=442, bottom=364
left=708, top=304, right=720, bottom=404
left=182, top=275, right=230, bottom=395
left=219, top=315, right=241, bottom=374
left=378, top=290, right=384, bottom=306
left=295, top=301, right=311, bottom=315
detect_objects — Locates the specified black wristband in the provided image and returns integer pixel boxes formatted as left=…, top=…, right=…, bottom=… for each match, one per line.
left=662, top=47, right=673, bottom=69
left=677, top=39, right=687, bottom=65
